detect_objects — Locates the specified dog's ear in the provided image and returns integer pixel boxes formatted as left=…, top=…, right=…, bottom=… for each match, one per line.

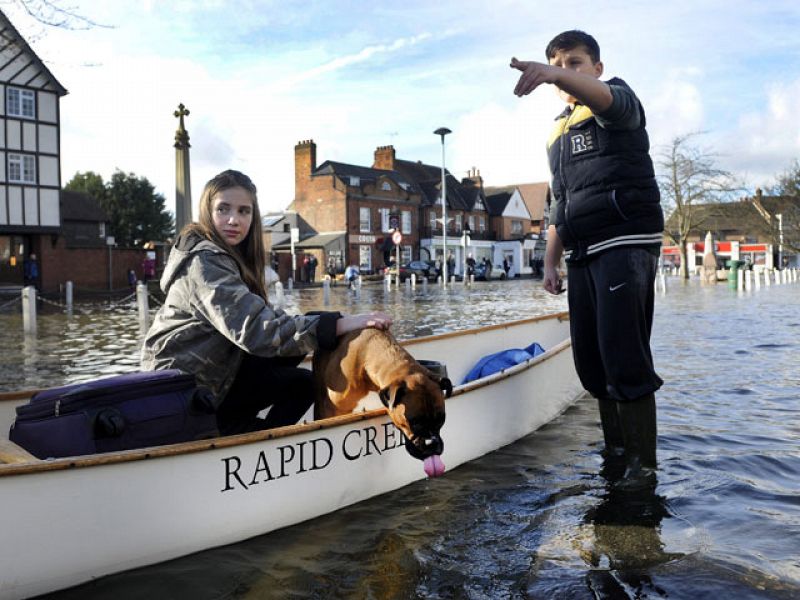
left=439, top=377, right=453, bottom=398
left=379, top=383, right=407, bottom=409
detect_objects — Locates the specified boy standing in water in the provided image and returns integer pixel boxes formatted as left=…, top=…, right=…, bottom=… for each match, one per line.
left=511, top=31, right=664, bottom=483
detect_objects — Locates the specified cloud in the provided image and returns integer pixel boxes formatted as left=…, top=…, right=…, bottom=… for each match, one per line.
left=717, top=77, right=800, bottom=187
left=647, top=68, right=705, bottom=149
left=450, top=92, right=562, bottom=187
left=273, top=33, right=433, bottom=91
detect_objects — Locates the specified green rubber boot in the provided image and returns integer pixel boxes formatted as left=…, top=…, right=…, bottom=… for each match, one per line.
left=616, top=393, right=657, bottom=488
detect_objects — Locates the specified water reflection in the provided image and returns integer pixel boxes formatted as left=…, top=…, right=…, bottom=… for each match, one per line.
left=582, top=470, right=682, bottom=597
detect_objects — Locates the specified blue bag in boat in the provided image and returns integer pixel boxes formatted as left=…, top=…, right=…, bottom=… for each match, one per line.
left=9, top=370, right=219, bottom=459
left=461, top=342, right=545, bottom=384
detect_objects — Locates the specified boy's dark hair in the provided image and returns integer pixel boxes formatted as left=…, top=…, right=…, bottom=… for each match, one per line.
left=545, top=30, right=600, bottom=64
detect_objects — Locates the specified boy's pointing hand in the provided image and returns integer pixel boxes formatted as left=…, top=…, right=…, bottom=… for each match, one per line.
left=510, top=57, right=529, bottom=71
left=510, top=57, right=557, bottom=97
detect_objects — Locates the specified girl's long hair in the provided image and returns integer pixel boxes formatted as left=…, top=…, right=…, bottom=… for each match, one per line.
left=182, top=169, right=267, bottom=301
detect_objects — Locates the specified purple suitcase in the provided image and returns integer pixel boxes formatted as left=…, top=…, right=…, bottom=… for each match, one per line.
left=9, top=370, right=219, bottom=459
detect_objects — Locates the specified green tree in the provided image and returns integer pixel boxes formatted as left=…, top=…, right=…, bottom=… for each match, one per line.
left=64, top=170, right=106, bottom=203
left=107, top=171, right=173, bottom=247
left=656, top=133, right=742, bottom=279
left=65, top=170, right=174, bottom=247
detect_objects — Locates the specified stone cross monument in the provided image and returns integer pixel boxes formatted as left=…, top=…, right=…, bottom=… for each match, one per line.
left=174, top=103, right=192, bottom=235
left=701, top=230, right=718, bottom=284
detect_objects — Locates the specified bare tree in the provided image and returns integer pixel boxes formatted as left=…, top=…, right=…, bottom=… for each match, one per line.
left=656, top=133, right=743, bottom=278
left=2, top=0, right=109, bottom=30
left=769, top=159, right=800, bottom=198
left=0, top=0, right=112, bottom=69
left=764, top=159, right=800, bottom=260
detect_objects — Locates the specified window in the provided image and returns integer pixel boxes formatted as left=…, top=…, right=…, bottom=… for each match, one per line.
left=379, top=208, right=391, bottom=232
left=511, top=220, right=523, bottom=235
left=381, top=181, right=391, bottom=191
left=454, top=214, right=462, bottom=233
left=401, top=211, right=411, bottom=234
left=479, top=216, right=486, bottom=232
left=99, top=222, right=106, bottom=239
left=401, top=245, right=412, bottom=263
left=359, top=207, right=371, bottom=232
left=429, top=210, right=437, bottom=231
left=7, top=88, right=35, bottom=119
left=349, top=176, right=360, bottom=187
left=468, top=215, right=475, bottom=232
left=359, top=245, right=372, bottom=271
left=8, top=154, right=36, bottom=183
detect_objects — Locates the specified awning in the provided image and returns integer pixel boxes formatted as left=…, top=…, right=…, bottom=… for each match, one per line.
left=272, top=232, right=346, bottom=251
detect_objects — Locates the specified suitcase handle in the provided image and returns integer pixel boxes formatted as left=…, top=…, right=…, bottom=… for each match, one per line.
left=95, top=408, right=126, bottom=438
left=89, top=389, right=214, bottom=440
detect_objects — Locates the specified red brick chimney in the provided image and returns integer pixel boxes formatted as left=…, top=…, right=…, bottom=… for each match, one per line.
left=373, top=145, right=396, bottom=170
left=294, top=139, right=317, bottom=201
left=462, top=167, right=483, bottom=189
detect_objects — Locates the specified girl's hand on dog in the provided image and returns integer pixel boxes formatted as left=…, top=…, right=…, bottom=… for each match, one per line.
left=336, top=312, right=393, bottom=336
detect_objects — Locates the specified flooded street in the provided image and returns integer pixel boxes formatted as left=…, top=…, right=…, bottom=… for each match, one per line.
left=1, top=279, right=568, bottom=391
left=4, top=277, right=799, bottom=599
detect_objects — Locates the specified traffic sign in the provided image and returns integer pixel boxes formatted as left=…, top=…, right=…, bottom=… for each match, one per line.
left=392, top=230, right=403, bottom=245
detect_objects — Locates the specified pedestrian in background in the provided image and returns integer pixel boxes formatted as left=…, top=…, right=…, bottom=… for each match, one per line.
left=23, top=252, right=39, bottom=288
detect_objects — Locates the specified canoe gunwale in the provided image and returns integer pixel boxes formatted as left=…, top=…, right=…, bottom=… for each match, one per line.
left=0, top=311, right=571, bottom=477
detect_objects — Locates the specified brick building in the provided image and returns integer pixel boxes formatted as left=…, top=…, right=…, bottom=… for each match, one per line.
left=287, top=140, right=507, bottom=276
left=44, top=191, right=148, bottom=294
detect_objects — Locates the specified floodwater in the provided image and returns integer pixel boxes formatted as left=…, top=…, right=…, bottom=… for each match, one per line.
left=0, top=279, right=569, bottom=391
left=3, top=277, right=799, bottom=599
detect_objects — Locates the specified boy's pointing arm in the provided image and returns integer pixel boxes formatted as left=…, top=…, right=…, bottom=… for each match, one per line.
left=510, top=57, right=613, bottom=113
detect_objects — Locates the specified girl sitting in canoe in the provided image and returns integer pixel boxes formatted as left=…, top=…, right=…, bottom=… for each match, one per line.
left=141, top=169, right=391, bottom=434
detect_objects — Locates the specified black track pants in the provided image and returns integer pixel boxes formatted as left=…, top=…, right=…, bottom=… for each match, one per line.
left=567, top=248, right=663, bottom=402
left=217, top=353, right=315, bottom=435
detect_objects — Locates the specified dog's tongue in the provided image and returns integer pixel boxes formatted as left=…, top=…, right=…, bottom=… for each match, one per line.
left=423, top=454, right=445, bottom=478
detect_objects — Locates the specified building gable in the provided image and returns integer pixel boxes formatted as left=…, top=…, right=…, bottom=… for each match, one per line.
left=504, top=189, right=532, bottom=219
left=516, top=183, right=549, bottom=220
left=0, top=12, right=68, bottom=95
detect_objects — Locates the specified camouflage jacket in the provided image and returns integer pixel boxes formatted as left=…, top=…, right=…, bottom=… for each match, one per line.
left=141, top=233, right=338, bottom=407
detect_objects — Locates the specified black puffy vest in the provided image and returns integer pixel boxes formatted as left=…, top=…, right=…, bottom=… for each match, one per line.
left=547, top=78, right=664, bottom=262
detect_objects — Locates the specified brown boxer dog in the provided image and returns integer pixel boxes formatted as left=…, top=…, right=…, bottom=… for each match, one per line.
left=313, top=328, right=452, bottom=461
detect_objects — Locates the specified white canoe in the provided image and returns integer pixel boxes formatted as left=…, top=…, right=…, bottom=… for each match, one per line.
left=0, top=312, right=582, bottom=599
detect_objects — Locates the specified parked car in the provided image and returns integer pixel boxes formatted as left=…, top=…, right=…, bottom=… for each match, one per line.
left=386, top=260, right=435, bottom=281
left=474, top=262, right=507, bottom=281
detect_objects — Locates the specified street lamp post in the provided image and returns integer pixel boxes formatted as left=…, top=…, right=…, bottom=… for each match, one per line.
left=106, top=236, right=115, bottom=291
left=462, top=224, right=471, bottom=281
left=434, top=127, right=451, bottom=287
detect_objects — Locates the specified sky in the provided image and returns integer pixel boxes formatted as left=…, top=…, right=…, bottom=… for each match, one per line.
left=5, top=0, right=800, bottom=218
